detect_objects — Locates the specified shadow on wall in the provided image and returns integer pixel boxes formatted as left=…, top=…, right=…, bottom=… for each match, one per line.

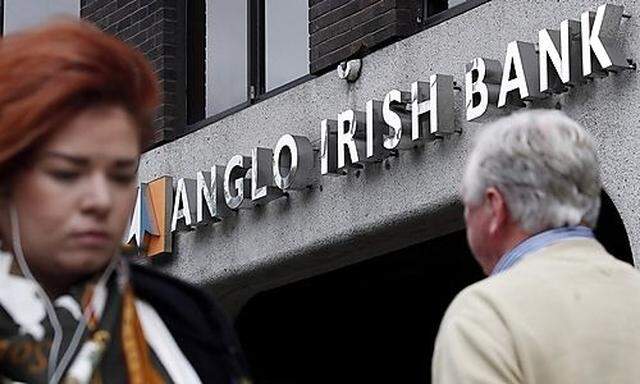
left=235, top=190, right=632, bottom=384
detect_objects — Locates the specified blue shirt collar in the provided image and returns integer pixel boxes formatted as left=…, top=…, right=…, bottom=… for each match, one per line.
left=491, top=226, right=595, bottom=275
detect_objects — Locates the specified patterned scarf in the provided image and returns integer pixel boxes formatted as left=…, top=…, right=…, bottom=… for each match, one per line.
left=0, top=253, right=175, bottom=383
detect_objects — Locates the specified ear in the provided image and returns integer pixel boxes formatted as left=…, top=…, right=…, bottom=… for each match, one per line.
left=484, top=187, right=509, bottom=235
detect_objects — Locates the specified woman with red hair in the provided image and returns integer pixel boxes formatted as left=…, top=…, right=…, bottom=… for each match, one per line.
left=0, top=21, right=250, bottom=383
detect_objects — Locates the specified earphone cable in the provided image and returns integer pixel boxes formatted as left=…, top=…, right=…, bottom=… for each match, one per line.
left=49, top=256, right=117, bottom=384
left=9, top=204, right=64, bottom=381
left=9, top=204, right=119, bottom=384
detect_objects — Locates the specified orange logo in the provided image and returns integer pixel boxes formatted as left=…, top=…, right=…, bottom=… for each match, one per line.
left=125, top=176, right=173, bottom=257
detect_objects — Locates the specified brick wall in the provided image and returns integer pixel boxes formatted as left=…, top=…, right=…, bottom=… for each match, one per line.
left=309, top=0, right=420, bottom=74
left=81, top=0, right=185, bottom=146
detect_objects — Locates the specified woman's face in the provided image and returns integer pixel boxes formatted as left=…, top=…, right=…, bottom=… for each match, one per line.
left=4, top=105, right=140, bottom=289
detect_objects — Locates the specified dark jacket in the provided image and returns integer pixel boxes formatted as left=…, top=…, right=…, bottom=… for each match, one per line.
left=130, top=263, right=250, bottom=383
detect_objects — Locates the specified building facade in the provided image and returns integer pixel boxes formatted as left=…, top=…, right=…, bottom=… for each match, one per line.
left=3, top=0, right=638, bottom=382
left=134, top=2, right=640, bottom=382
left=114, top=0, right=638, bottom=305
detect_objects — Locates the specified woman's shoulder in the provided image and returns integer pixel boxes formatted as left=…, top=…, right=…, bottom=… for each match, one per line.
left=127, top=263, right=232, bottom=340
left=128, top=263, right=251, bottom=382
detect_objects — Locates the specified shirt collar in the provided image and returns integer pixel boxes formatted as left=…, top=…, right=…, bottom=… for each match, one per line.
left=491, top=226, right=595, bottom=275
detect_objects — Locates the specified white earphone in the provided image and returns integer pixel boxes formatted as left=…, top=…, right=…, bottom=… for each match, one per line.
left=9, top=203, right=118, bottom=384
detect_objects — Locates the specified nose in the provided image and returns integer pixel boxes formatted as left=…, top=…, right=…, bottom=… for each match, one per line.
left=80, top=173, right=113, bottom=218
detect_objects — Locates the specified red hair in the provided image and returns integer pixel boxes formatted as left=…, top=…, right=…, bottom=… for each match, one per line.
left=0, top=20, right=160, bottom=177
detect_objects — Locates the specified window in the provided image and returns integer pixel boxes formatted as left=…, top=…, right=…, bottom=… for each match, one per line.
left=420, top=0, right=482, bottom=23
left=188, top=0, right=310, bottom=124
left=265, top=0, right=309, bottom=92
left=205, top=0, right=249, bottom=117
left=3, top=0, right=79, bottom=35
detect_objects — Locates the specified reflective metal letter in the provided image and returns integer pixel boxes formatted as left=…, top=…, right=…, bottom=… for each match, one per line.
left=196, top=166, right=230, bottom=225
left=498, top=41, right=542, bottom=107
left=273, top=134, right=316, bottom=190
left=411, top=74, right=456, bottom=141
left=337, top=109, right=366, bottom=170
left=365, top=100, right=390, bottom=162
left=170, top=178, right=196, bottom=232
left=127, top=183, right=159, bottom=249
left=465, top=58, right=502, bottom=121
left=224, top=155, right=252, bottom=210
left=581, top=4, right=628, bottom=77
left=539, top=20, right=583, bottom=93
left=251, top=147, right=284, bottom=204
left=320, top=119, right=341, bottom=176
left=382, top=89, right=411, bottom=149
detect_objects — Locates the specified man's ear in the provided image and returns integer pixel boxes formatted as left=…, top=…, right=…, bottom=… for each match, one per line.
left=485, top=187, right=509, bottom=235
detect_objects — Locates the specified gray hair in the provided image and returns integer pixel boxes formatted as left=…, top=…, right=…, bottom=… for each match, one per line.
left=462, top=110, right=601, bottom=232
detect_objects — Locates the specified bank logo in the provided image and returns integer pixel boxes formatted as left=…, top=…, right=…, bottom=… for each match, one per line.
left=125, top=176, right=173, bottom=257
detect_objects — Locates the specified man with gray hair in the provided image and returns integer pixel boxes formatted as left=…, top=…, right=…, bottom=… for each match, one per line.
left=432, top=110, right=640, bottom=383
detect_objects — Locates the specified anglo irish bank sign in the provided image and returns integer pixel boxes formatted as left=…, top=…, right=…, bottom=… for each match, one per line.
left=127, top=3, right=634, bottom=256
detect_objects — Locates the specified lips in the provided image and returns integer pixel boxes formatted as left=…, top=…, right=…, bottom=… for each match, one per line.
left=71, top=230, right=112, bottom=248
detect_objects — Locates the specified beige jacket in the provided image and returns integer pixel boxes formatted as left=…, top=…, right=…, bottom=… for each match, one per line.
left=432, top=238, right=640, bottom=384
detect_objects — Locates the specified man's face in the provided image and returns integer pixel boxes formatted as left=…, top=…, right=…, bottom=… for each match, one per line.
left=464, top=199, right=495, bottom=275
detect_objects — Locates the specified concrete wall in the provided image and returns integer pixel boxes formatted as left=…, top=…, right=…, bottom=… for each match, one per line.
left=139, top=0, right=640, bottom=313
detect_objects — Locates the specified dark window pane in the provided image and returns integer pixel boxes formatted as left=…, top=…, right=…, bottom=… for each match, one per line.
left=426, top=0, right=448, bottom=16
left=187, top=0, right=206, bottom=124
left=206, top=0, right=248, bottom=116
left=265, top=0, right=309, bottom=92
left=424, top=0, right=468, bottom=17
left=4, top=0, right=79, bottom=34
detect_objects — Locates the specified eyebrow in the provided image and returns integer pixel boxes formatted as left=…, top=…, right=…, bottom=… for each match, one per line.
left=42, top=151, right=139, bottom=168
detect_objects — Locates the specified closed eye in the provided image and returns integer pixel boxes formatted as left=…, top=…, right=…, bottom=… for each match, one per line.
left=49, top=170, right=80, bottom=182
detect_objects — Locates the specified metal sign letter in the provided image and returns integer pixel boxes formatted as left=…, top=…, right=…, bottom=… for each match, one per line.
left=273, top=134, right=316, bottom=190
left=539, top=20, right=583, bottom=93
left=365, top=100, right=390, bottom=162
left=251, top=147, right=284, bottom=204
left=337, top=109, right=366, bottom=170
left=581, top=4, right=628, bottom=77
left=465, top=58, right=502, bottom=121
left=224, top=155, right=252, bottom=210
left=498, top=41, right=542, bottom=107
left=411, top=74, right=456, bottom=140
left=320, top=119, right=340, bottom=176
left=382, top=89, right=411, bottom=149
left=196, top=166, right=230, bottom=225
left=170, top=178, right=197, bottom=231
